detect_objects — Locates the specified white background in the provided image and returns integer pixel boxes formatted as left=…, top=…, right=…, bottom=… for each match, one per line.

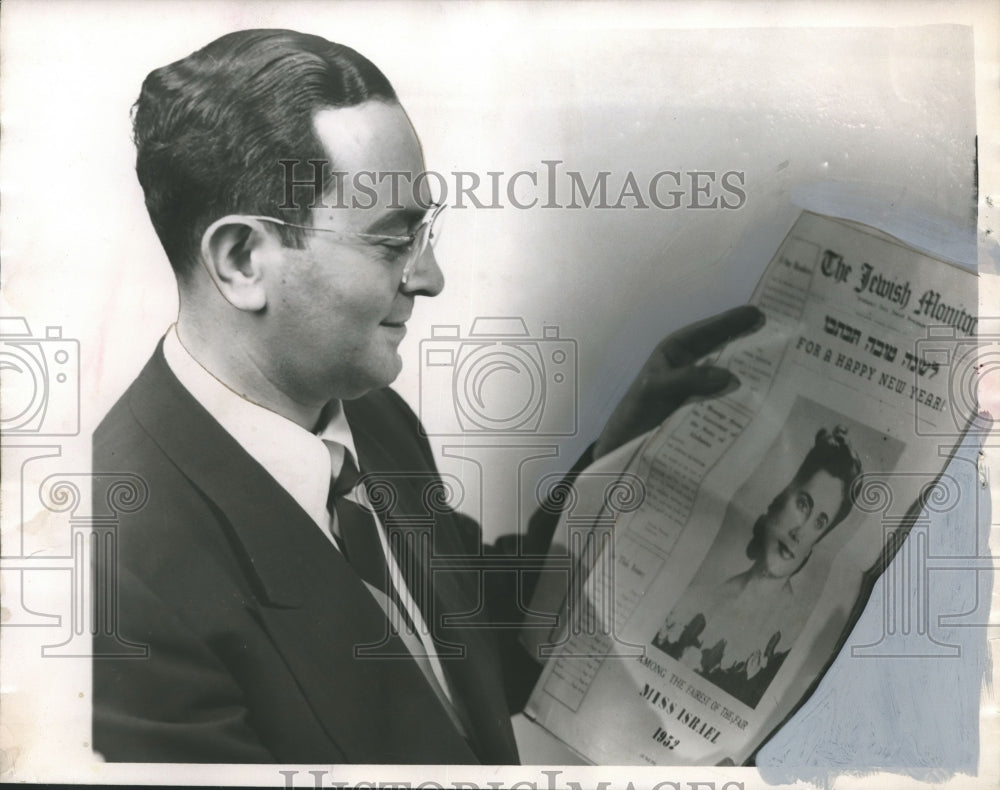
left=1, top=1, right=998, bottom=786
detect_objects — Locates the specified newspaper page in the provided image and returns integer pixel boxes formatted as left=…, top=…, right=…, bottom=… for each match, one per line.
left=523, top=210, right=980, bottom=765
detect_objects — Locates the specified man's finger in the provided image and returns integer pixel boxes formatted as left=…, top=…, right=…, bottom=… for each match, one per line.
left=660, top=305, right=765, bottom=366
left=594, top=365, right=741, bottom=460
left=656, top=365, right=739, bottom=409
left=617, top=366, right=739, bottom=450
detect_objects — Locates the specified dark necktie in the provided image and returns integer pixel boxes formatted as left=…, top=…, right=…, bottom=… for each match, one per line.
left=326, top=446, right=417, bottom=635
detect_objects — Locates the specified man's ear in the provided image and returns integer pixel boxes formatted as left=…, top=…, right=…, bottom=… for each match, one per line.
left=199, top=216, right=278, bottom=311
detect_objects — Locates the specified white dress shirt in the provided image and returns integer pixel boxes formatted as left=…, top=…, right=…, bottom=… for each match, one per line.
left=162, top=326, right=464, bottom=730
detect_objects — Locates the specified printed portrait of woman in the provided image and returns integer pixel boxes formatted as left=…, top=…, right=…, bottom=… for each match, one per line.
left=652, top=422, right=866, bottom=708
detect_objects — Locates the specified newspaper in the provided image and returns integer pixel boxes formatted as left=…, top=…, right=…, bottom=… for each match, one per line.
left=522, top=210, right=980, bottom=765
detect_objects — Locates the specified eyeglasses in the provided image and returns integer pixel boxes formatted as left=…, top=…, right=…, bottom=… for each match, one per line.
left=247, top=202, right=446, bottom=284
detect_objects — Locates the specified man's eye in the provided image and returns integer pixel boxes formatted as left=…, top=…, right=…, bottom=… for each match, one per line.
left=370, top=242, right=413, bottom=262
left=378, top=236, right=415, bottom=250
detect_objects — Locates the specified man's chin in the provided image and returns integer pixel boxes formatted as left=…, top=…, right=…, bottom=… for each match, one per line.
left=331, top=361, right=402, bottom=401
left=373, top=353, right=405, bottom=389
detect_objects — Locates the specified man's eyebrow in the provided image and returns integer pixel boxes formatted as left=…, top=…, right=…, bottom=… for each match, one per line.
left=363, top=207, right=426, bottom=235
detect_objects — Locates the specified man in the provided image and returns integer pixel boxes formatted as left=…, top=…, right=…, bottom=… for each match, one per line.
left=93, top=28, right=763, bottom=763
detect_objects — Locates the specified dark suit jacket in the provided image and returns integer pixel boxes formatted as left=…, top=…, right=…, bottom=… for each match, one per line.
left=93, top=343, right=578, bottom=763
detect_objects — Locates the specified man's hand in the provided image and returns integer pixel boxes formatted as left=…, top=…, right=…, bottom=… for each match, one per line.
left=593, top=305, right=765, bottom=460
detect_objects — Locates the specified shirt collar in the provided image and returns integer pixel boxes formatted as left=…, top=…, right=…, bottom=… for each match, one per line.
left=162, top=325, right=358, bottom=529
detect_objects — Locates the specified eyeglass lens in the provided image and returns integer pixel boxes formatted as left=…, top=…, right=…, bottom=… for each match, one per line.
left=402, top=206, right=444, bottom=282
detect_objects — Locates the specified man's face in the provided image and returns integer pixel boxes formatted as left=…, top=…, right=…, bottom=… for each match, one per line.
left=263, top=101, right=443, bottom=403
left=759, top=469, right=844, bottom=579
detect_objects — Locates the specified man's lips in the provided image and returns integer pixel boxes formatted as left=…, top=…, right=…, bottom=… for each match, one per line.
left=381, top=317, right=409, bottom=328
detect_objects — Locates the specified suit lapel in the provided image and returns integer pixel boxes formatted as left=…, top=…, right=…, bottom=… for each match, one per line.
left=127, top=345, right=478, bottom=762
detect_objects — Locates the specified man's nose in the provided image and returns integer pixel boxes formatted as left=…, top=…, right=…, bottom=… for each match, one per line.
left=402, top=246, right=444, bottom=297
left=788, top=525, right=801, bottom=543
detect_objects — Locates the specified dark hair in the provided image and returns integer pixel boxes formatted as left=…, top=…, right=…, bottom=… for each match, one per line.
left=132, top=29, right=397, bottom=276
left=746, top=426, right=863, bottom=562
